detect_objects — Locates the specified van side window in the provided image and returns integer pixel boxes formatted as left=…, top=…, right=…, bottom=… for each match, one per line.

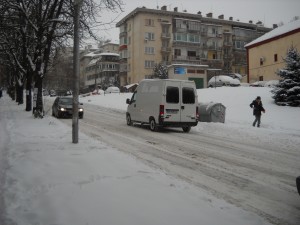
left=166, top=86, right=179, bottom=103
left=182, top=87, right=195, bottom=104
left=131, top=92, right=137, bottom=103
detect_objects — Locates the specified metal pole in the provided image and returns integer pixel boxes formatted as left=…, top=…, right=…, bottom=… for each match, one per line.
left=72, top=0, right=82, bottom=143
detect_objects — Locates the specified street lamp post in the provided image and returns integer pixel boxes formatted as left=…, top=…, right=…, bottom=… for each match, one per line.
left=72, top=0, right=82, bottom=143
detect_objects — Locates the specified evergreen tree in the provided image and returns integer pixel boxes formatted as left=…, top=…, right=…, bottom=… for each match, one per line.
left=271, top=46, right=300, bottom=106
left=153, top=63, right=168, bottom=79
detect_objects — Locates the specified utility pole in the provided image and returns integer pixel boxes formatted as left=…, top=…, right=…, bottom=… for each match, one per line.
left=72, top=0, right=82, bottom=143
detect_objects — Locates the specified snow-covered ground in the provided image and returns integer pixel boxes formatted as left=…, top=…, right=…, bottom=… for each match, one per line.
left=1, top=86, right=299, bottom=225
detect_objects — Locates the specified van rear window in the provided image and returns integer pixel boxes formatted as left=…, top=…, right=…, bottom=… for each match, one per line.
left=182, top=87, right=195, bottom=104
left=166, top=86, right=179, bottom=103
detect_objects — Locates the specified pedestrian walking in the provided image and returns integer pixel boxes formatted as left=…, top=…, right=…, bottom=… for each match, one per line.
left=250, top=96, right=265, bottom=127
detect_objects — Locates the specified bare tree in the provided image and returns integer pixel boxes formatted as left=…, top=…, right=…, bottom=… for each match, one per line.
left=0, top=0, right=123, bottom=114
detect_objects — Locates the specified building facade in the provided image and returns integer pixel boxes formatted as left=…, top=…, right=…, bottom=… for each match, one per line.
left=116, top=6, right=271, bottom=86
left=84, top=53, right=120, bottom=90
left=245, top=19, right=300, bottom=83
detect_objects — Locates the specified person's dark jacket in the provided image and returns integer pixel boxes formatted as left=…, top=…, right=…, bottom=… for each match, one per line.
left=250, top=100, right=265, bottom=116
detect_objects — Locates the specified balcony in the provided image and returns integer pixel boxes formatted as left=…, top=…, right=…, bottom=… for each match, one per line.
left=161, top=47, right=171, bottom=53
left=223, top=42, right=233, bottom=47
left=161, top=33, right=171, bottom=39
left=172, top=55, right=201, bottom=64
left=173, top=41, right=201, bottom=48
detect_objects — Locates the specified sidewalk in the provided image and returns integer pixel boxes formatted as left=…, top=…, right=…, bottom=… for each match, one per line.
left=0, top=93, right=271, bottom=225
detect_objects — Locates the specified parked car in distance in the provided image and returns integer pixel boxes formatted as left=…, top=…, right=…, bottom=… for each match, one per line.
left=208, top=75, right=241, bottom=88
left=52, top=96, right=84, bottom=119
left=105, top=86, right=120, bottom=94
left=49, top=89, right=57, bottom=97
left=264, top=80, right=279, bottom=87
left=227, top=73, right=243, bottom=80
left=249, top=81, right=267, bottom=87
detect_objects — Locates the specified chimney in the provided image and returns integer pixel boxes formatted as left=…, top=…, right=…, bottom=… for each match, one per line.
left=273, top=24, right=278, bottom=29
left=174, top=7, right=178, bottom=12
left=206, top=12, right=213, bottom=18
left=229, top=16, right=233, bottom=21
left=218, top=14, right=224, bottom=19
left=197, top=11, right=202, bottom=15
left=161, top=5, right=167, bottom=11
left=249, top=20, right=253, bottom=24
left=256, top=20, right=262, bottom=25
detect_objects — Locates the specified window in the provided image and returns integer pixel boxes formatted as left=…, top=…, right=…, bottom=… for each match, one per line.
left=166, top=87, right=179, bottom=103
left=174, top=49, right=181, bottom=56
left=145, top=47, right=155, bottom=54
left=145, top=19, right=154, bottom=26
left=182, top=88, right=195, bottom=104
left=187, top=51, right=196, bottom=57
left=260, top=58, right=263, bottom=66
left=274, top=54, right=278, bottom=62
left=145, top=32, right=155, bottom=40
left=145, top=60, right=155, bottom=68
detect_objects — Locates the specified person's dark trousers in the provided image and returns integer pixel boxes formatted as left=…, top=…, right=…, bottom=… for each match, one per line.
left=253, top=115, right=261, bottom=127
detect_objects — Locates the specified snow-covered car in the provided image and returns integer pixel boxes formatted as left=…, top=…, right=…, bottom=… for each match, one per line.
left=105, top=86, right=120, bottom=94
left=52, top=96, right=84, bottom=119
left=227, top=73, right=243, bottom=80
left=208, top=75, right=241, bottom=88
left=249, top=81, right=267, bottom=87
left=264, top=80, right=279, bottom=87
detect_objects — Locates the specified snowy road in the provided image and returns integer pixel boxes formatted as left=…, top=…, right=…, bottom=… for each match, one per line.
left=50, top=102, right=300, bottom=225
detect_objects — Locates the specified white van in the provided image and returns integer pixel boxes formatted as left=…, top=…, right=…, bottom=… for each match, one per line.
left=126, top=79, right=199, bottom=132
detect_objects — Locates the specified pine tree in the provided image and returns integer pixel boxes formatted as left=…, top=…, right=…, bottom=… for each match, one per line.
left=153, top=63, right=168, bottom=79
left=271, top=46, right=300, bottom=106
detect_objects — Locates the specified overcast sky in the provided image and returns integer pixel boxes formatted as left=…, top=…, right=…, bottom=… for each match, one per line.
left=94, top=0, right=300, bottom=43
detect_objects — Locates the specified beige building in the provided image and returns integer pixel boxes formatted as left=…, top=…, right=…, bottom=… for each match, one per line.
left=245, top=19, right=300, bottom=83
left=116, top=6, right=271, bottom=87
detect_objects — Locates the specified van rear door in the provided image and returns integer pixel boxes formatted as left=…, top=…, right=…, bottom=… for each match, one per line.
left=180, top=82, right=197, bottom=123
left=164, top=83, right=181, bottom=123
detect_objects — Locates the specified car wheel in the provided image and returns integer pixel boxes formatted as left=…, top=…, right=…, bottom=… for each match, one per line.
left=149, top=118, right=158, bottom=132
left=126, top=113, right=132, bottom=126
left=182, top=126, right=191, bottom=133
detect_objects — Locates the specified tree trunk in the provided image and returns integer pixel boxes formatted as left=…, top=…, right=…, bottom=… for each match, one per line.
left=25, top=72, right=32, bottom=111
left=16, top=84, right=24, bottom=105
left=34, top=75, right=43, bottom=115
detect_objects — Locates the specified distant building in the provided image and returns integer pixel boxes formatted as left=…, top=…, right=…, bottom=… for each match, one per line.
left=116, top=6, right=271, bottom=86
left=84, top=53, right=120, bottom=90
left=245, top=19, right=300, bottom=83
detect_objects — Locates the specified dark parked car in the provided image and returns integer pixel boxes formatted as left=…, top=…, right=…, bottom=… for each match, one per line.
left=52, top=96, right=84, bottom=119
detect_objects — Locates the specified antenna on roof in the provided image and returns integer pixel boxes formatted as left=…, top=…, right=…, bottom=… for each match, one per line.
left=156, top=0, right=159, bottom=9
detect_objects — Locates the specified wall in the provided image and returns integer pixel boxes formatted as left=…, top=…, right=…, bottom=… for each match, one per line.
left=248, top=31, right=300, bottom=83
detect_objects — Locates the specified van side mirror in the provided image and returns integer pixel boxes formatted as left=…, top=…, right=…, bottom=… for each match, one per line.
left=126, top=99, right=131, bottom=104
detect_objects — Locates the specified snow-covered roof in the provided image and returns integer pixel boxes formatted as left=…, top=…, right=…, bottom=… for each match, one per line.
left=245, top=19, right=300, bottom=48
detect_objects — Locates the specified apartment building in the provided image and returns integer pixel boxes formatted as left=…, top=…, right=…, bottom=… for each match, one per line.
left=116, top=6, right=271, bottom=86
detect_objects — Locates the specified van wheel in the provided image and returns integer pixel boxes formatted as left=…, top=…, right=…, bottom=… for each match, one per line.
left=126, top=113, right=132, bottom=126
left=149, top=118, right=157, bottom=132
left=182, top=126, right=191, bottom=133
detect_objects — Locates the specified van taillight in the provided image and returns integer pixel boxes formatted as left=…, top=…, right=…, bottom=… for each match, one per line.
left=159, top=105, right=164, bottom=117
left=196, top=106, right=199, bottom=120
left=159, top=105, right=164, bottom=124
